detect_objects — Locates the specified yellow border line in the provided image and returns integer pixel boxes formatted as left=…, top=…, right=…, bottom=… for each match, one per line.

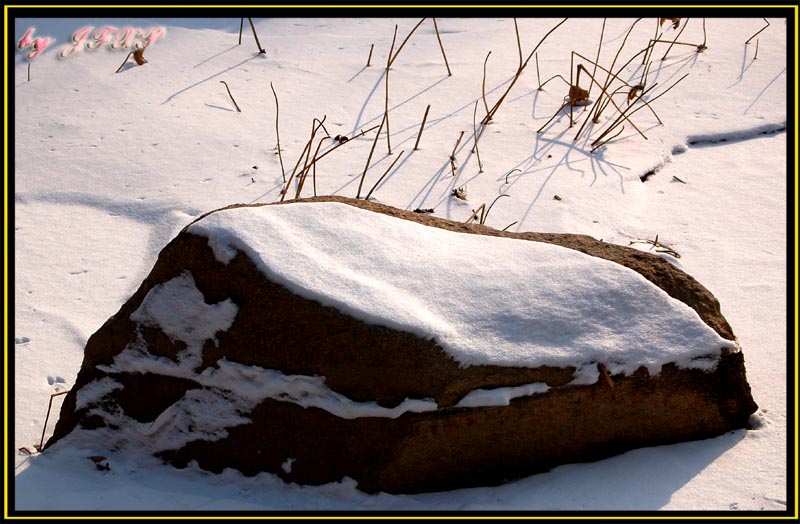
left=4, top=4, right=798, bottom=520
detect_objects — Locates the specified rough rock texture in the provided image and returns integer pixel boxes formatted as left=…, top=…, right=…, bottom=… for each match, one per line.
left=46, top=196, right=757, bottom=494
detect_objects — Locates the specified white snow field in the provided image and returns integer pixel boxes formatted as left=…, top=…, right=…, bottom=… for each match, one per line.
left=9, top=11, right=792, bottom=515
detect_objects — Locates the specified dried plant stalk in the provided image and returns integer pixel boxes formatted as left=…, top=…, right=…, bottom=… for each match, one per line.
left=357, top=113, right=387, bottom=199
left=482, top=18, right=568, bottom=125
left=365, top=150, right=405, bottom=200
left=219, top=81, right=241, bottom=112
left=472, top=101, right=483, bottom=173
left=270, top=82, right=286, bottom=182
left=432, top=18, right=452, bottom=76
left=414, top=104, right=431, bottom=150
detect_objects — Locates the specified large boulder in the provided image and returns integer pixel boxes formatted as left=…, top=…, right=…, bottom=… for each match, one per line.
left=46, top=196, right=757, bottom=494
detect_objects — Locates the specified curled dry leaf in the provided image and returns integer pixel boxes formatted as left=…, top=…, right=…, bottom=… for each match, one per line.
left=627, top=85, right=644, bottom=102
left=568, top=84, right=590, bottom=107
left=133, top=47, right=147, bottom=65
left=659, top=18, right=681, bottom=30
left=452, top=187, right=468, bottom=201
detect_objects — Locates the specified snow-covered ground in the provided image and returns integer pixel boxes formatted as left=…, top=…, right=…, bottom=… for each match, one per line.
left=10, top=13, right=791, bottom=514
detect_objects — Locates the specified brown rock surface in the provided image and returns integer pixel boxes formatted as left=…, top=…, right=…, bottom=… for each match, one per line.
left=46, top=196, right=757, bottom=494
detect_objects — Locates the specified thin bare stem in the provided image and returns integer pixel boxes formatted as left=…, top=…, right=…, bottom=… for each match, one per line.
left=465, top=203, right=486, bottom=224
left=238, top=18, right=244, bottom=45
left=115, top=51, right=134, bottom=73
left=432, top=18, right=452, bottom=76
left=587, top=18, right=642, bottom=125
left=482, top=18, right=568, bottom=125
left=746, top=18, right=769, bottom=44
left=700, top=18, right=707, bottom=50
left=296, top=136, right=330, bottom=199
left=536, top=101, right=570, bottom=134
left=27, top=63, right=30, bottom=82
left=472, top=101, right=483, bottom=172
left=587, top=18, right=606, bottom=99
left=661, top=18, right=690, bottom=61
left=281, top=116, right=327, bottom=200
left=388, top=18, right=426, bottom=67
left=482, top=194, right=509, bottom=224
left=385, top=26, right=397, bottom=156
left=220, top=81, right=241, bottom=112
left=514, top=18, right=523, bottom=70
left=577, top=65, right=648, bottom=141
left=414, top=104, right=431, bottom=150
left=592, top=74, right=688, bottom=146
left=357, top=113, right=387, bottom=199
left=37, top=390, right=69, bottom=452
left=501, top=221, right=518, bottom=232
left=248, top=17, right=266, bottom=54
left=367, top=43, right=374, bottom=66
left=482, top=51, right=492, bottom=116
left=590, top=125, right=625, bottom=153
left=365, top=150, right=405, bottom=200
left=450, top=130, right=465, bottom=176
left=754, top=39, right=759, bottom=59
left=270, top=82, right=286, bottom=183
left=539, top=74, right=570, bottom=90
left=296, top=124, right=382, bottom=198
left=504, top=168, right=521, bottom=184
left=535, top=53, right=541, bottom=89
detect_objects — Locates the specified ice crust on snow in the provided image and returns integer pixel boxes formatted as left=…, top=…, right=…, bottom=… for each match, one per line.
left=189, top=202, right=734, bottom=376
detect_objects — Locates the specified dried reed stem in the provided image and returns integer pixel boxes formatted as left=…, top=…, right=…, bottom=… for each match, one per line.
left=472, top=101, right=483, bottom=172
left=365, top=150, right=405, bottom=200
left=482, top=18, right=568, bottom=125
left=388, top=18, right=426, bottom=67
left=220, top=81, right=241, bottom=112
left=414, top=104, right=431, bottom=150
left=270, top=81, right=286, bottom=182
left=248, top=17, right=266, bottom=54
left=115, top=51, right=134, bottom=73
left=367, top=43, right=374, bottom=66
left=745, top=18, right=769, bottom=44
left=432, top=18, right=452, bottom=76
left=357, top=113, right=387, bottom=199
left=482, top=51, right=492, bottom=116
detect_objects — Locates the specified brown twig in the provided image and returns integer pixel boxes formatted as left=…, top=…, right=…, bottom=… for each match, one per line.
left=367, top=43, right=374, bottom=66
left=115, top=51, right=134, bottom=73
left=248, top=17, right=266, bottom=54
left=482, top=18, right=568, bottom=125
left=357, top=113, right=387, bottom=199
left=501, top=221, right=518, bottom=232
left=661, top=18, right=690, bottom=61
left=432, top=18, right=452, bottom=76
left=629, top=233, right=681, bottom=258
left=450, top=130, right=465, bottom=176
left=388, top=18, right=426, bottom=67
left=238, top=18, right=244, bottom=45
left=482, top=193, right=510, bottom=224
left=270, top=82, right=286, bottom=182
left=27, top=62, right=30, bottom=82
left=296, top=136, right=330, bottom=199
left=219, top=81, right=241, bottom=112
left=482, top=51, right=492, bottom=117
left=385, top=26, right=397, bottom=156
left=365, top=150, right=405, bottom=200
left=514, top=18, right=523, bottom=70
left=472, top=101, right=483, bottom=173
left=414, top=104, right=431, bottom=151
left=745, top=18, right=769, bottom=44
left=36, top=390, right=70, bottom=452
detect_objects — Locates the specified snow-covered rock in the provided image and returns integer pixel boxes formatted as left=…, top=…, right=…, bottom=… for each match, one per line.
left=46, top=196, right=757, bottom=493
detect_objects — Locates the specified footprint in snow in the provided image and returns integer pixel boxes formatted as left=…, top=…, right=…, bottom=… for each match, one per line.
left=47, top=376, right=66, bottom=386
left=15, top=337, right=30, bottom=345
